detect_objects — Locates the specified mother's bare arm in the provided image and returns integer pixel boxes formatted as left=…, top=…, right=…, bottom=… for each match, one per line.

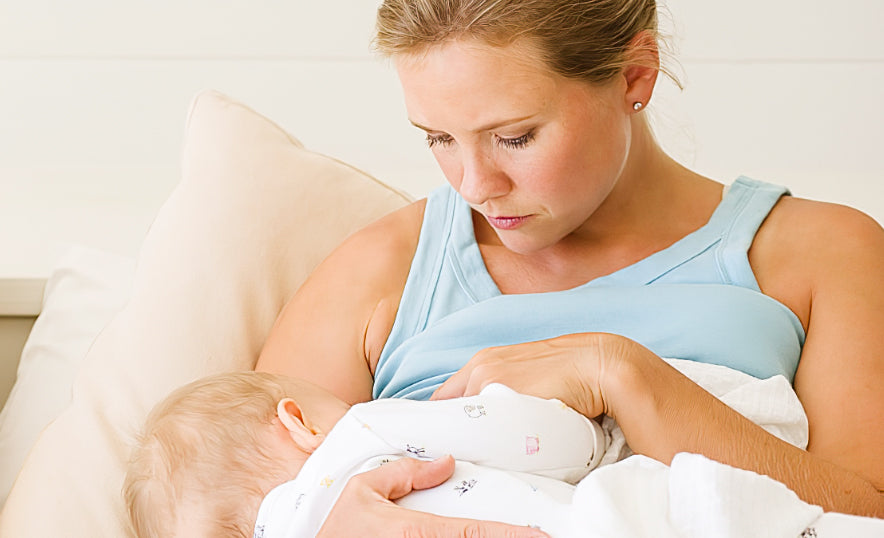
left=256, top=200, right=425, bottom=404
left=783, top=202, right=884, bottom=506
left=610, top=199, right=883, bottom=517
left=635, top=200, right=884, bottom=515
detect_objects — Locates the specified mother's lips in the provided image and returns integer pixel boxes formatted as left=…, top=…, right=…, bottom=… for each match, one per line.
left=486, top=215, right=530, bottom=230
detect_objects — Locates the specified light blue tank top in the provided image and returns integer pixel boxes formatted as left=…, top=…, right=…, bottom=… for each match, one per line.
left=373, top=177, right=806, bottom=400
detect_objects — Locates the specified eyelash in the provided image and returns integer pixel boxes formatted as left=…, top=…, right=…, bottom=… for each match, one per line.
left=498, top=132, right=535, bottom=149
left=425, top=134, right=453, bottom=149
left=425, top=131, right=535, bottom=150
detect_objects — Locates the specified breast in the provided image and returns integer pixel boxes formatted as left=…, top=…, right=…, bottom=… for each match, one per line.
left=373, top=283, right=806, bottom=400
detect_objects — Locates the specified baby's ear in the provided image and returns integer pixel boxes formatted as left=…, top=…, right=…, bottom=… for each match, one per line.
left=276, top=398, right=324, bottom=453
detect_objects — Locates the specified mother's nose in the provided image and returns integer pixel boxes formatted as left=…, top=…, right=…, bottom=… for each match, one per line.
left=457, top=150, right=511, bottom=206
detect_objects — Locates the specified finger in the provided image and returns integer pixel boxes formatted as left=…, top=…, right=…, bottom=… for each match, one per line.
left=351, top=455, right=456, bottom=500
left=462, top=365, right=497, bottom=397
left=431, top=359, right=480, bottom=400
left=430, top=371, right=467, bottom=400
left=409, top=455, right=456, bottom=491
left=415, top=512, right=552, bottom=538
left=431, top=347, right=498, bottom=400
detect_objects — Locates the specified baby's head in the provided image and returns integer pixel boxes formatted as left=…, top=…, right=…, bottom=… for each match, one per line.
left=124, top=371, right=349, bottom=538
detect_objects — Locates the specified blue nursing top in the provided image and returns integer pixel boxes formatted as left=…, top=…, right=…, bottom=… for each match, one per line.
left=373, top=177, right=806, bottom=400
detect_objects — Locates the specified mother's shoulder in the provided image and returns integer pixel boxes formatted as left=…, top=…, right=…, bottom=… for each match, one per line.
left=750, top=195, right=884, bottom=328
left=382, top=197, right=428, bottom=230
left=328, top=198, right=427, bottom=267
left=755, top=195, right=884, bottom=271
left=763, top=195, right=883, bottom=246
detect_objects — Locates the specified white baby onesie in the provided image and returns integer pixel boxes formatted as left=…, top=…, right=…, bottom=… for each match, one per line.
left=253, top=384, right=606, bottom=537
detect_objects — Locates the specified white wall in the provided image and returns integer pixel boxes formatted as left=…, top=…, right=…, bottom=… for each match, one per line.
left=1, top=0, right=882, bottom=279
left=657, top=0, right=884, bottom=218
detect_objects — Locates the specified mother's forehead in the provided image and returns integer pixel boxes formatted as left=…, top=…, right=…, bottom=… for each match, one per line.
left=395, top=40, right=604, bottom=126
left=393, top=36, right=552, bottom=76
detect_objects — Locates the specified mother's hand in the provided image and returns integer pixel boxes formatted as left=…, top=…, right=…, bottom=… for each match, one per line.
left=430, top=332, right=646, bottom=420
left=317, top=456, right=550, bottom=538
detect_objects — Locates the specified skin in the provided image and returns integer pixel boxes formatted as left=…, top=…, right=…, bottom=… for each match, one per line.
left=257, top=35, right=884, bottom=533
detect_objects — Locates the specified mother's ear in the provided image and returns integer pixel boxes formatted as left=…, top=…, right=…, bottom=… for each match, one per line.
left=622, top=30, right=660, bottom=111
left=276, top=398, right=324, bottom=453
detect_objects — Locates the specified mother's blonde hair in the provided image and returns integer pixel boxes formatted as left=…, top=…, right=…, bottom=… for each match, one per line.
left=375, top=0, right=679, bottom=86
left=124, top=372, right=297, bottom=538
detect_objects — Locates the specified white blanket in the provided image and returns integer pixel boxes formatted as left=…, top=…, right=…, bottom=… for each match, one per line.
left=597, top=358, right=809, bottom=467
left=254, top=360, right=881, bottom=537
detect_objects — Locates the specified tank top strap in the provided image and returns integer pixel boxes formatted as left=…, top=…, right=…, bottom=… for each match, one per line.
left=377, top=186, right=500, bottom=394
left=715, top=176, right=790, bottom=290
left=447, top=191, right=503, bottom=301
left=386, top=186, right=458, bottom=343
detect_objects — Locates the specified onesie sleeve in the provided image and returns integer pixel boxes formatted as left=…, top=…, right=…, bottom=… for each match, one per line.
left=349, top=384, right=607, bottom=483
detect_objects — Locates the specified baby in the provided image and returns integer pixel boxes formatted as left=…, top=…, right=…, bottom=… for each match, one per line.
left=124, top=371, right=606, bottom=538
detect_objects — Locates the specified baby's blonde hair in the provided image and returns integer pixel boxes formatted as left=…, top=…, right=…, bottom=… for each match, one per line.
left=124, top=372, right=298, bottom=538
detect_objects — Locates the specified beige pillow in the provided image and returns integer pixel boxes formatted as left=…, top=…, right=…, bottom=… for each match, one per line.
left=0, top=90, right=411, bottom=536
left=0, top=244, right=135, bottom=507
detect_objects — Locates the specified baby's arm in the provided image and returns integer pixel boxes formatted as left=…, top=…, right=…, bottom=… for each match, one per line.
left=349, top=383, right=606, bottom=483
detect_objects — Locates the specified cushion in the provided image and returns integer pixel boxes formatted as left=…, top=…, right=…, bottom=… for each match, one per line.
left=0, top=90, right=411, bottom=536
left=0, top=244, right=135, bottom=507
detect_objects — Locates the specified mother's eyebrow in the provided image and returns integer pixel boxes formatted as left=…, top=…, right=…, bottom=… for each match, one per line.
left=409, top=114, right=538, bottom=134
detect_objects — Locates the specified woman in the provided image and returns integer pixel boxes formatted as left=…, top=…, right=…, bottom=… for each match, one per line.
left=257, top=0, right=884, bottom=534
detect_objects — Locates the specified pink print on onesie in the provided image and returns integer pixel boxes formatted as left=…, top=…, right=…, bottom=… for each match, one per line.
left=526, top=435, right=540, bottom=455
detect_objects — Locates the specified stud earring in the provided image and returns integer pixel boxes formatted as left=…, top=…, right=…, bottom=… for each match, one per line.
left=633, top=102, right=644, bottom=111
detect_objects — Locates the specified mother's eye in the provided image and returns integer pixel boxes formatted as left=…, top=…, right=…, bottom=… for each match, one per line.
left=496, top=131, right=535, bottom=149
left=426, top=133, right=454, bottom=149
